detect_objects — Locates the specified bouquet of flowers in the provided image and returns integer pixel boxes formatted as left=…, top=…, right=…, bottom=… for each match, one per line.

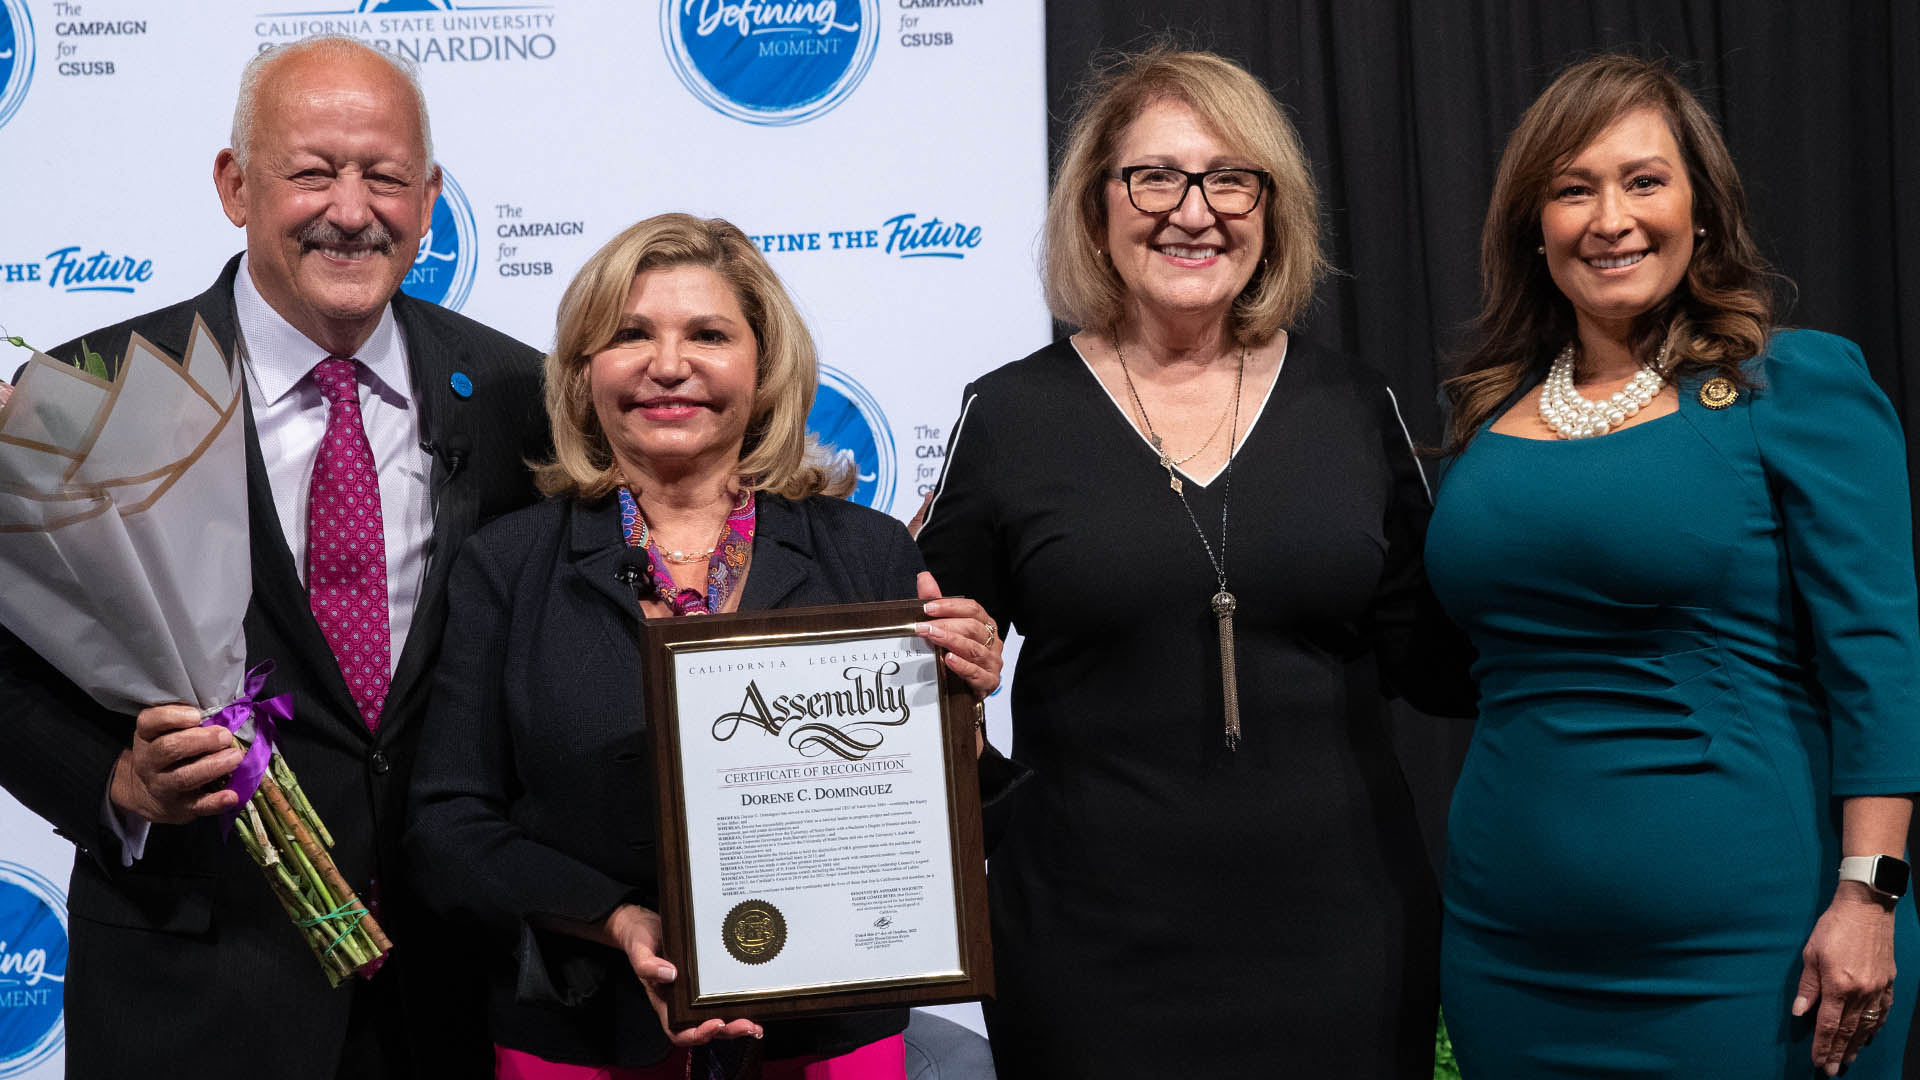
left=0, top=321, right=389, bottom=985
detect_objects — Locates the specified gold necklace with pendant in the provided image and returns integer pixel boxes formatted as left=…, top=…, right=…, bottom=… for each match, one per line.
left=1115, top=346, right=1240, bottom=493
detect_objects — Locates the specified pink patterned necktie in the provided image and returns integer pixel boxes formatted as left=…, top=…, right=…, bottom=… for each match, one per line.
left=307, top=356, right=391, bottom=731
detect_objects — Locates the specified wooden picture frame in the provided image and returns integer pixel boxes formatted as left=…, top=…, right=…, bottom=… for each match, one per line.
left=638, top=599, right=993, bottom=1026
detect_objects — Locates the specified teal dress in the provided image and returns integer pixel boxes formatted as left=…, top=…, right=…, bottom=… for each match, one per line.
left=1426, top=331, right=1920, bottom=1077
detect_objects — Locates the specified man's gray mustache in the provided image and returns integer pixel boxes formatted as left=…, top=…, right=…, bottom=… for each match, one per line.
left=299, top=219, right=396, bottom=255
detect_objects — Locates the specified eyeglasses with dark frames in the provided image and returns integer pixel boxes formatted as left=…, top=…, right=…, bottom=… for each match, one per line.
left=1114, top=166, right=1271, bottom=217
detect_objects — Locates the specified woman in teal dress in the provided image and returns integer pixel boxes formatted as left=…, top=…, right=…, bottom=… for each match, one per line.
left=1426, top=55, right=1920, bottom=1077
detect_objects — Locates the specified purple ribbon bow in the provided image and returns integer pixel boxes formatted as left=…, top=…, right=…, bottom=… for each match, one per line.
left=200, top=660, right=294, bottom=834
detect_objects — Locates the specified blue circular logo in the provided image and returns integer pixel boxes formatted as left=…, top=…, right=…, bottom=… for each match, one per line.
left=661, top=0, right=878, bottom=126
left=0, top=861, right=66, bottom=1079
left=808, top=364, right=895, bottom=512
left=402, top=168, right=477, bottom=311
left=0, top=0, right=36, bottom=133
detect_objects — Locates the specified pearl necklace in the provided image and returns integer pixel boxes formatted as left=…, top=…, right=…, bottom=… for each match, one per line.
left=1537, top=340, right=1671, bottom=440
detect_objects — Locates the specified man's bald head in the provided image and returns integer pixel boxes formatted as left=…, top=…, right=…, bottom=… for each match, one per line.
left=229, top=35, right=433, bottom=169
left=213, top=34, right=443, bottom=356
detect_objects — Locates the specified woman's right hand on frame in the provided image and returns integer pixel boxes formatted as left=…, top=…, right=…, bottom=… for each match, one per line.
left=604, top=903, right=764, bottom=1047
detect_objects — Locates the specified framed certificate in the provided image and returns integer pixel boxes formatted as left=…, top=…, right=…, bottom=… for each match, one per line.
left=638, top=599, right=994, bottom=1026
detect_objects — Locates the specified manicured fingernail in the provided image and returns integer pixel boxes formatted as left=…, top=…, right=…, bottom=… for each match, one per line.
left=1792, top=996, right=1809, bottom=1015
left=915, top=622, right=940, bottom=637
left=753, top=1028, right=764, bottom=1039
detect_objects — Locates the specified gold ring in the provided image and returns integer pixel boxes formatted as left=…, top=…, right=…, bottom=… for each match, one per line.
left=983, top=621, right=998, bottom=648
left=1864, top=1008, right=1885, bottom=1023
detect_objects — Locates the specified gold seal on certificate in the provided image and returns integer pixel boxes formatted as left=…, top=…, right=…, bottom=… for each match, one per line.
left=723, top=900, right=787, bottom=965
left=639, top=599, right=994, bottom=1026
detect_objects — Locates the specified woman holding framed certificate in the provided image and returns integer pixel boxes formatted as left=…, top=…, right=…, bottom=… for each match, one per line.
left=405, top=213, right=1011, bottom=1080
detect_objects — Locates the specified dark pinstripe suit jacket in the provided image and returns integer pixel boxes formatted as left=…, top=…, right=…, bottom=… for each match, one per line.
left=0, top=253, right=547, bottom=1079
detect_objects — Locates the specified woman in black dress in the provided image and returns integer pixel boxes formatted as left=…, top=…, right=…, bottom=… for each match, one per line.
left=915, top=49, right=1473, bottom=1077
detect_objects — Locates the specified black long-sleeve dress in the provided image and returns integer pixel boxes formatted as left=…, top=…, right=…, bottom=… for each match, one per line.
left=915, top=336, right=1472, bottom=1078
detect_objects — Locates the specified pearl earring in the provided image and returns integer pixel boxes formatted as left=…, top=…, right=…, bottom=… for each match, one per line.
left=1694, top=227, right=1706, bottom=237
left=1536, top=244, right=1546, bottom=255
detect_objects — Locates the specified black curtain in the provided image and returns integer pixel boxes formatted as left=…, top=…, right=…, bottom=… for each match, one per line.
left=1043, top=0, right=1920, bottom=1063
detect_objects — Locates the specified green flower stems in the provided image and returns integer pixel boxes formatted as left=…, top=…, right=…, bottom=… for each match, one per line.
left=268, top=750, right=334, bottom=848
left=234, top=795, right=355, bottom=985
left=261, top=773, right=393, bottom=955
left=229, top=762, right=391, bottom=985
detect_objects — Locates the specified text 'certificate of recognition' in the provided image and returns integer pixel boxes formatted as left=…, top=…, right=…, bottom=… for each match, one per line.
left=663, top=617, right=967, bottom=1007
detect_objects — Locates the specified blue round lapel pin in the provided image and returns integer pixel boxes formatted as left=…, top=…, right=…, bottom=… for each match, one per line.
left=450, top=372, right=474, bottom=399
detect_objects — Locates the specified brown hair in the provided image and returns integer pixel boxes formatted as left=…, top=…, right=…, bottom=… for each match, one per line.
left=1044, top=47, right=1327, bottom=343
left=1443, top=53, right=1781, bottom=452
left=535, top=214, right=853, bottom=500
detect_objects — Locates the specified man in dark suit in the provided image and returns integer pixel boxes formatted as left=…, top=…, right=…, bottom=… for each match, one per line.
left=0, top=34, right=545, bottom=1079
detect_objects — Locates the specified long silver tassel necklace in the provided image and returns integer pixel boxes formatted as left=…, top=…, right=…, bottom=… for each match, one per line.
left=1115, top=336, right=1247, bottom=750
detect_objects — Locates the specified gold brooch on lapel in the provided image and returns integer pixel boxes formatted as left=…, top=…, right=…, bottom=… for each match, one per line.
left=1699, top=377, right=1739, bottom=410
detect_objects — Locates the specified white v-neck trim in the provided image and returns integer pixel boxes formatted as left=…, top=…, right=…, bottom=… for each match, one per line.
left=1069, top=334, right=1287, bottom=489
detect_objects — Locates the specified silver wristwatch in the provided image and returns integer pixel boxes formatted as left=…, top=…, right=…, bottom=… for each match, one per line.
left=1839, top=855, right=1911, bottom=901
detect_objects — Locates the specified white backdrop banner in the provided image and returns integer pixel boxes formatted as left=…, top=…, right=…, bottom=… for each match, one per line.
left=0, top=0, right=1046, bottom=1071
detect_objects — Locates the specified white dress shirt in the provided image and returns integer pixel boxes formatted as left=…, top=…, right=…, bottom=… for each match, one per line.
left=233, top=254, right=434, bottom=670
left=110, top=259, right=434, bottom=864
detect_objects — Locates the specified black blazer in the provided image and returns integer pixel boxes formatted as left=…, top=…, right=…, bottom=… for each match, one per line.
left=0, top=254, right=547, bottom=1080
left=405, top=491, right=1016, bottom=1067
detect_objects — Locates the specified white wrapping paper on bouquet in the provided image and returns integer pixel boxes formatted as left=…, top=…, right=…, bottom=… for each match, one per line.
left=0, top=324, right=395, bottom=984
left=0, top=316, right=249, bottom=715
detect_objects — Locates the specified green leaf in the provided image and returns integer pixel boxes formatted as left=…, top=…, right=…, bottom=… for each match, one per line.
left=1434, top=1008, right=1462, bottom=1079
left=79, top=339, right=109, bottom=380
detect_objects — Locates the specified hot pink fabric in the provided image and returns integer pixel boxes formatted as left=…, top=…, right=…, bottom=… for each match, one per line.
left=494, top=1034, right=905, bottom=1080
left=306, top=356, right=391, bottom=730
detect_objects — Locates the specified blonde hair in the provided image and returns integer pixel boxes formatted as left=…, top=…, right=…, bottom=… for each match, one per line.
left=1044, top=47, right=1327, bottom=344
left=1443, top=53, right=1780, bottom=453
left=535, top=214, right=854, bottom=500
